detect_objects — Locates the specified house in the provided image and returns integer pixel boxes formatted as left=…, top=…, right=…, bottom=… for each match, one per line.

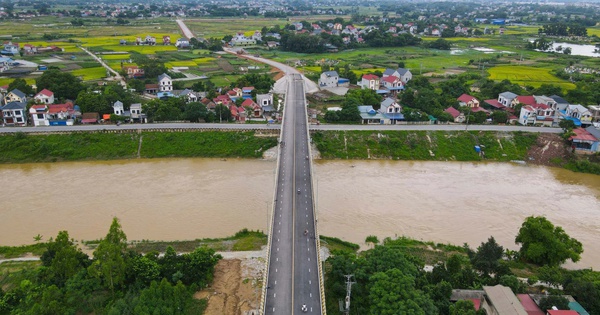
left=587, top=105, right=600, bottom=123
left=547, top=311, right=579, bottom=315
left=242, top=86, right=254, bottom=98
left=550, top=95, right=570, bottom=111
left=175, top=38, right=190, bottom=49
left=457, top=94, right=480, bottom=108
left=482, top=285, right=528, bottom=315
left=498, top=92, right=519, bottom=108
left=257, top=93, right=273, bottom=107
left=129, top=103, right=146, bottom=123
left=228, top=88, right=243, bottom=100
left=46, top=103, right=78, bottom=126
left=382, top=68, right=412, bottom=83
left=29, top=105, right=49, bottom=126
left=145, top=84, right=159, bottom=94
left=361, top=74, right=380, bottom=90
left=163, top=36, right=171, bottom=45
left=113, top=100, right=127, bottom=116
left=1, top=101, right=27, bottom=126
left=318, top=71, right=339, bottom=87
left=484, top=99, right=507, bottom=111
left=230, top=32, right=256, bottom=46
left=450, top=290, right=483, bottom=311
left=380, top=98, right=402, bottom=114
left=516, top=294, right=544, bottom=315
left=2, top=41, right=19, bottom=55
left=81, top=112, right=99, bottom=124
left=241, top=98, right=262, bottom=118
left=23, top=44, right=37, bottom=54
left=123, top=65, right=144, bottom=78
left=251, top=31, right=262, bottom=41
left=158, top=73, right=172, bottom=92
left=445, top=107, right=466, bottom=123
left=381, top=76, right=404, bottom=95
left=4, top=89, right=27, bottom=104
left=0, top=57, right=12, bottom=72
left=229, top=104, right=246, bottom=123
left=175, top=89, right=198, bottom=103
left=34, top=89, right=54, bottom=104
left=568, top=127, right=600, bottom=153
left=563, top=104, right=592, bottom=126
left=144, top=35, right=156, bottom=45
left=358, top=105, right=386, bottom=124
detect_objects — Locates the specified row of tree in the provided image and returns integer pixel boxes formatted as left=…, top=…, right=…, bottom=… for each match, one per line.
left=0, top=218, right=221, bottom=314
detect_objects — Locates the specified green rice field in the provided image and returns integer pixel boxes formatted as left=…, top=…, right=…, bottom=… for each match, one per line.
left=487, top=65, right=576, bottom=90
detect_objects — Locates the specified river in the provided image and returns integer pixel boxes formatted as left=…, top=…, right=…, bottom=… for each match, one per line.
left=0, top=159, right=598, bottom=269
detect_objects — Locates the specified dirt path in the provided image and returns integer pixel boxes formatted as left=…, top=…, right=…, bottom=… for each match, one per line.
left=195, top=257, right=264, bottom=315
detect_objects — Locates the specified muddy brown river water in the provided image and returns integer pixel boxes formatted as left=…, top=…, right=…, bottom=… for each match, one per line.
left=0, top=159, right=598, bottom=268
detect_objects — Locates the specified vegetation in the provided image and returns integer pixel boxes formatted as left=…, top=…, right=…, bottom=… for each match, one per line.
left=0, top=218, right=220, bottom=314
left=131, top=229, right=267, bottom=253
left=515, top=216, right=583, bottom=266
left=312, top=130, right=538, bottom=161
left=0, top=131, right=277, bottom=163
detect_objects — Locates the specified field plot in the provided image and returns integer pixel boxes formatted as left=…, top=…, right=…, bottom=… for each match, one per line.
left=71, top=67, right=107, bottom=81
left=487, top=65, right=575, bottom=90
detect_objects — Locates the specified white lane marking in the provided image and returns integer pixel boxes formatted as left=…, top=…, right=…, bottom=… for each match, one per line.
left=308, top=257, right=310, bottom=261
left=309, top=280, right=311, bottom=284
left=276, top=268, right=278, bottom=272
left=275, top=280, right=277, bottom=285
left=309, top=268, right=311, bottom=273
left=310, top=293, right=312, bottom=298
left=274, top=293, right=276, bottom=298
left=277, top=248, right=279, bottom=252
left=276, top=258, right=278, bottom=262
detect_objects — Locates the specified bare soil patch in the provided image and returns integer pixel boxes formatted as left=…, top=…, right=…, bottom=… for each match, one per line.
left=217, top=59, right=235, bottom=72
left=526, top=133, right=573, bottom=165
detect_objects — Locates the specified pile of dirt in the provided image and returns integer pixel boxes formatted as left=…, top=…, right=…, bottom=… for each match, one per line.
left=526, top=133, right=573, bottom=166
left=195, top=257, right=264, bottom=315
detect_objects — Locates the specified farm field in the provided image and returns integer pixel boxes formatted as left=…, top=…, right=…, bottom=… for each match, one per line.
left=487, top=65, right=576, bottom=90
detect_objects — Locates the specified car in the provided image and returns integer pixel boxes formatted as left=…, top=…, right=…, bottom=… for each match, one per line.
left=297, top=189, right=301, bottom=194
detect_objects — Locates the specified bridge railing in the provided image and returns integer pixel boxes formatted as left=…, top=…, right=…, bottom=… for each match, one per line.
left=303, top=76, right=327, bottom=315
left=259, top=77, right=289, bottom=315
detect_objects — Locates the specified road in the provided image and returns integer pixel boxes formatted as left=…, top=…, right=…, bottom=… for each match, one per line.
left=264, top=74, right=322, bottom=315
left=176, top=19, right=195, bottom=39
left=0, top=123, right=562, bottom=134
left=79, top=46, right=127, bottom=88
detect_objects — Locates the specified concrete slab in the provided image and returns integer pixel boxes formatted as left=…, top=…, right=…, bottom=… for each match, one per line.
left=41, top=58, right=62, bottom=63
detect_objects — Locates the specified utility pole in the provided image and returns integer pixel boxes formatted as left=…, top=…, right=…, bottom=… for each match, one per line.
left=339, top=275, right=355, bottom=315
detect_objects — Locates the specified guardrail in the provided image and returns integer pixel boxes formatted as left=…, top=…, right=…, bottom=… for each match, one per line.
left=0, top=127, right=281, bottom=135
left=304, top=78, right=327, bottom=315
left=259, top=77, right=288, bottom=315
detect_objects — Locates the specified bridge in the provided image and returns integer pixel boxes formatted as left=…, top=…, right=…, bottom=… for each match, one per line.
left=261, top=73, right=325, bottom=314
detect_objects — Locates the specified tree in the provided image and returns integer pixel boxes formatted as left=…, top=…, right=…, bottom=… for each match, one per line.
left=515, top=216, right=583, bottom=266
left=88, top=218, right=128, bottom=297
left=8, top=78, right=34, bottom=95
left=499, top=275, right=524, bottom=294
left=36, top=69, right=85, bottom=101
left=450, top=299, right=476, bottom=315
left=41, top=231, right=90, bottom=287
left=471, top=236, right=504, bottom=277
left=184, top=102, right=208, bottom=122
left=491, top=111, right=508, bottom=124
left=214, top=104, right=232, bottom=122
left=369, top=268, right=437, bottom=315
left=539, top=295, right=569, bottom=311
left=365, top=235, right=379, bottom=247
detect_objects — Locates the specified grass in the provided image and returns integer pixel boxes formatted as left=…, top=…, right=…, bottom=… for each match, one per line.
left=312, top=130, right=538, bottom=162
left=129, top=229, right=267, bottom=253
left=71, top=66, right=107, bottom=80
left=0, top=131, right=277, bottom=163
left=0, top=243, right=47, bottom=259
left=319, top=236, right=360, bottom=253
left=487, top=65, right=576, bottom=90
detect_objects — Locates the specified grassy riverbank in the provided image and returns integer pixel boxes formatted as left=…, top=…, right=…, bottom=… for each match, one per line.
left=0, top=131, right=277, bottom=163
left=312, top=130, right=538, bottom=161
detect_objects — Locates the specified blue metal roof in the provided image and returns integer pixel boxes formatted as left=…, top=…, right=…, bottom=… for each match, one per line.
left=383, top=112, right=405, bottom=120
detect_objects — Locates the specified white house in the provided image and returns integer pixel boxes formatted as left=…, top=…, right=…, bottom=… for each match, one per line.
left=360, top=74, right=380, bottom=90
left=257, top=93, right=274, bottom=107
left=497, top=91, right=518, bottom=108
left=381, top=75, right=403, bottom=91
left=2, top=42, right=19, bottom=55
left=251, top=31, right=262, bottom=41
left=1, top=101, right=27, bottom=126
left=380, top=98, right=402, bottom=114
left=130, top=103, right=146, bottom=123
left=175, top=38, right=190, bottom=49
left=318, top=71, right=339, bottom=87
left=519, top=103, right=554, bottom=126
left=382, top=68, right=412, bottom=84
left=158, top=73, right=172, bottom=92
left=29, top=104, right=48, bottom=126
left=565, top=104, right=593, bottom=126
left=113, top=100, right=125, bottom=115
left=4, top=89, right=27, bottom=104
left=34, top=89, right=54, bottom=104
left=230, top=32, right=256, bottom=46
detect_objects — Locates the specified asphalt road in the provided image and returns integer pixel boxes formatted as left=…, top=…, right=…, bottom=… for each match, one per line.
left=0, top=123, right=562, bottom=133
left=264, top=74, right=322, bottom=315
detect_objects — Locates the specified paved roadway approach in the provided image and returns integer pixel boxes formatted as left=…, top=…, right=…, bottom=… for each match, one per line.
left=263, top=73, right=322, bottom=315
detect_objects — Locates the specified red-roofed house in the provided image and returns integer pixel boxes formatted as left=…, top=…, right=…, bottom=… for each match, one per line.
left=519, top=103, right=555, bottom=126
left=214, top=94, right=232, bottom=106
left=484, top=99, right=506, bottom=110
left=547, top=311, right=579, bottom=315
left=123, top=65, right=144, bottom=78
left=361, top=74, right=380, bottom=90
left=444, top=107, right=466, bottom=123
left=457, top=94, right=480, bottom=108
left=34, top=89, right=55, bottom=104
left=28, top=102, right=79, bottom=126
left=229, top=104, right=247, bottom=123
left=569, top=127, right=600, bottom=153
left=517, top=95, right=536, bottom=106
left=517, top=294, right=544, bottom=315
left=241, top=98, right=262, bottom=118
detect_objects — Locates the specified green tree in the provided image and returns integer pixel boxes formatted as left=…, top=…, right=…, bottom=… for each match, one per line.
left=450, top=299, right=477, bottom=315
left=214, top=104, right=232, bottom=122
left=8, top=78, right=34, bottom=96
left=491, top=111, right=508, bottom=124
left=41, top=231, right=89, bottom=287
left=539, top=295, right=569, bottom=311
left=499, top=275, right=524, bottom=294
left=369, top=268, right=437, bottom=315
left=365, top=235, right=379, bottom=247
left=471, top=236, right=504, bottom=277
left=515, top=216, right=583, bottom=266
left=36, top=69, right=85, bottom=101
left=184, top=102, right=208, bottom=122
left=88, top=218, right=128, bottom=297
